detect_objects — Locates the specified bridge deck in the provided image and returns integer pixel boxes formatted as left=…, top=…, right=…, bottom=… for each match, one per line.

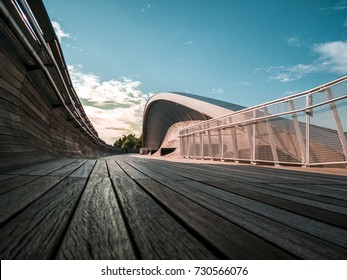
left=0, top=155, right=346, bottom=260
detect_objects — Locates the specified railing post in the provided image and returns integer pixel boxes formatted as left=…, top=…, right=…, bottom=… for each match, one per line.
left=231, top=126, right=239, bottom=162
left=263, top=107, right=279, bottom=166
left=179, top=136, right=183, bottom=157
left=200, top=132, right=203, bottom=158
left=326, top=89, right=347, bottom=161
left=305, top=94, right=313, bottom=166
left=207, top=124, right=212, bottom=158
left=288, top=100, right=306, bottom=165
left=252, top=109, right=256, bottom=164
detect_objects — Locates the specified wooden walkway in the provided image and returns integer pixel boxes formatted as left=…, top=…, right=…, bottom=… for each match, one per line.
left=0, top=155, right=346, bottom=260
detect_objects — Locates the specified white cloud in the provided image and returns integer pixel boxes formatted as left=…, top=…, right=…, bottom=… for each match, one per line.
left=286, top=36, right=304, bottom=47
left=212, top=87, right=224, bottom=94
left=260, top=40, right=347, bottom=82
left=313, top=41, right=347, bottom=73
left=51, top=21, right=71, bottom=43
left=68, top=65, right=151, bottom=144
left=140, top=3, right=151, bottom=12
left=320, top=1, right=347, bottom=11
left=184, top=40, right=193, bottom=45
left=239, top=81, right=252, bottom=86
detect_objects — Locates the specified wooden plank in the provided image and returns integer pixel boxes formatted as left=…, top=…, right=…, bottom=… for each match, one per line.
left=137, top=178, right=293, bottom=259
left=90, top=159, right=108, bottom=177
left=271, top=183, right=347, bottom=199
left=0, top=154, right=54, bottom=174
left=181, top=179, right=347, bottom=248
left=0, top=177, right=87, bottom=259
left=230, top=181, right=347, bottom=214
left=0, top=175, right=40, bottom=195
left=150, top=176, right=347, bottom=258
left=0, top=107, right=20, bottom=123
left=116, top=160, right=150, bottom=180
left=49, top=160, right=86, bottom=177
left=69, top=160, right=96, bottom=178
left=112, top=177, right=215, bottom=259
left=0, top=76, right=21, bottom=99
left=0, top=175, right=63, bottom=225
left=0, top=174, right=17, bottom=182
left=5, top=159, right=62, bottom=175
left=106, top=158, right=128, bottom=178
left=29, top=159, right=76, bottom=176
left=209, top=163, right=347, bottom=184
left=140, top=160, right=347, bottom=223
left=56, top=176, right=135, bottom=260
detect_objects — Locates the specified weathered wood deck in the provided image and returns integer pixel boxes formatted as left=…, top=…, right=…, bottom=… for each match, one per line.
left=0, top=155, right=346, bottom=260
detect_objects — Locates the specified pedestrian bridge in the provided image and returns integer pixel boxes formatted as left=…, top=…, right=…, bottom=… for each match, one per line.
left=0, top=0, right=347, bottom=259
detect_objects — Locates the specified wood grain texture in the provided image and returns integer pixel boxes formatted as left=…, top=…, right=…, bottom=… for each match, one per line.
left=56, top=176, right=135, bottom=260
left=0, top=175, right=40, bottom=195
left=112, top=176, right=215, bottom=259
left=126, top=157, right=347, bottom=259
left=69, top=160, right=96, bottom=178
left=137, top=178, right=293, bottom=259
left=0, top=176, right=62, bottom=225
left=0, top=177, right=87, bottom=259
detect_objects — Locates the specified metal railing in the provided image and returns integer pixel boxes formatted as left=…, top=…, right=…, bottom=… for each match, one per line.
left=0, top=0, right=107, bottom=146
left=179, top=76, right=347, bottom=167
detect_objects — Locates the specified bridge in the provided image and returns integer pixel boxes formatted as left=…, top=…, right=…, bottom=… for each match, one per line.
left=0, top=0, right=347, bottom=259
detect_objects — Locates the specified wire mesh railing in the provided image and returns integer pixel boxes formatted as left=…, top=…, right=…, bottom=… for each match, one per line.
left=179, top=76, right=347, bottom=167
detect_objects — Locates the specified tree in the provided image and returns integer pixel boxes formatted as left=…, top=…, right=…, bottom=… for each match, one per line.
left=113, top=134, right=142, bottom=153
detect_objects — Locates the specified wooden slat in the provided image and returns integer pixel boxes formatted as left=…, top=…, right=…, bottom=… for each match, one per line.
left=137, top=178, right=293, bottom=259
left=0, top=177, right=87, bottom=259
left=124, top=157, right=347, bottom=259
left=0, top=175, right=63, bottom=225
left=0, top=175, right=40, bottom=195
left=28, top=159, right=75, bottom=176
left=49, top=160, right=86, bottom=177
left=56, top=176, right=135, bottom=260
left=69, top=160, right=96, bottom=178
left=4, top=159, right=63, bottom=175
left=90, top=159, right=108, bottom=177
left=112, top=176, right=215, bottom=259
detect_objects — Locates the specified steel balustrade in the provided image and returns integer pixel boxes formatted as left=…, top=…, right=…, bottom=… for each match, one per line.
left=179, top=76, right=347, bottom=167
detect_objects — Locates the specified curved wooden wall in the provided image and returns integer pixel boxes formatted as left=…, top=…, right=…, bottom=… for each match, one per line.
left=0, top=0, right=109, bottom=172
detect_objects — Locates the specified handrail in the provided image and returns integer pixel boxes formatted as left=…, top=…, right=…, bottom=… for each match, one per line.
left=179, top=93, right=347, bottom=136
left=1, top=0, right=106, bottom=146
left=179, top=77, right=347, bottom=167
left=17, top=0, right=104, bottom=145
left=179, top=75, right=347, bottom=134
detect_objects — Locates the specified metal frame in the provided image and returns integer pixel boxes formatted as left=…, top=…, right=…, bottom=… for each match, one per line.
left=179, top=76, right=347, bottom=167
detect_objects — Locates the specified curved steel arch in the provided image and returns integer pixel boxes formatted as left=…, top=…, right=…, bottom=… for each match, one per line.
left=142, top=92, right=243, bottom=151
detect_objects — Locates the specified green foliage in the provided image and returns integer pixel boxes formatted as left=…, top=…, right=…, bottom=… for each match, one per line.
left=113, top=134, right=142, bottom=152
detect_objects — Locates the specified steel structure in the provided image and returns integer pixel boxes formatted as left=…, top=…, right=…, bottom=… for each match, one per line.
left=179, top=76, right=347, bottom=167
left=142, top=92, right=243, bottom=152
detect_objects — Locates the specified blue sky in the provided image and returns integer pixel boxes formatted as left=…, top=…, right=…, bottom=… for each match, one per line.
left=43, top=0, right=347, bottom=144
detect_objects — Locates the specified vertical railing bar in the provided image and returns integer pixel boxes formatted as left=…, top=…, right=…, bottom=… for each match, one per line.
left=288, top=100, right=306, bottom=164
left=305, top=94, right=312, bottom=166
left=263, top=107, right=280, bottom=166
left=326, top=89, right=347, bottom=161
left=252, top=109, right=257, bottom=164
left=200, top=132, right=203, bottom=158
